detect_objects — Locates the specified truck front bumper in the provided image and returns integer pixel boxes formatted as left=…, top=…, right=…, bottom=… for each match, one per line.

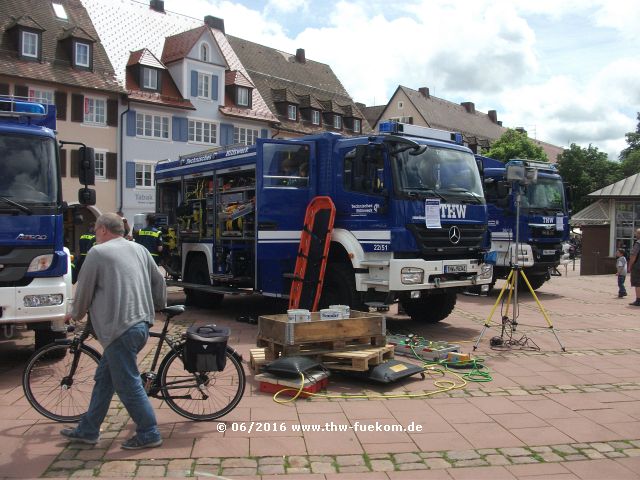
left=0, top=277, right=69, bottom=331
left=357, top=258, right=493, bottom=291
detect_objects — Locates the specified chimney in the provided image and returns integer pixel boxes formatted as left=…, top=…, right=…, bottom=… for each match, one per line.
left=461, top=102, right=475, bottom=114
left=149, top=0, right=164, bottom=13
left=418, top=87, right=430, bottom=98
left=204, top=16, right=225, bottom=33
left=515, top=127, right=528, bottom=136
left=295, top=48, right=306, bottom=63
left=488, top=109, right=498, bottom=123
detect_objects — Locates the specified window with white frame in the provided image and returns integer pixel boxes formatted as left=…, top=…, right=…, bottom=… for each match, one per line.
left=94, top=151, right=105, bottom=179
left=200, top=44, right=208, bottom=62
left=189, top=119, right=217, bottom=144
left=143, top=68, right=158, bottom=90
left=311, top=110, right=320, bottom=125
left=353, top=118, right=361, bottom=133
left=237, top=87, right=249, bottom=107
left=234, top=127, right=258, bottom=146
left=333, top=115, right=342, bottom=129
left=75, top=42, right=90, bottom=67
left=197, top=72, right=210, bottom=98
left=22, top=31, right=38, bottom=58
left=84, top=97, right=106, bottom=125
left=287, top=105, right=297, bottom=121
left=135, top=163, right=154, bottom=187
left=29, top=88, right=53, bottom=105
left=136, top=113, right=169, bottom=139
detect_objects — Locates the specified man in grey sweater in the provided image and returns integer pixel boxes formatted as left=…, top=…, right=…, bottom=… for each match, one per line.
left=61, top=212, right=167, bottom=449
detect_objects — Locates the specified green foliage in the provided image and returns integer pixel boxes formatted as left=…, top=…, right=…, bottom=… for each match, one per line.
left=620, top=150, right=640, bottom=177
left=557, top=143, right=624, bottom=212
left=485, top=129, right=548, bottom=163
left=619, top=112, right=640, bottom=161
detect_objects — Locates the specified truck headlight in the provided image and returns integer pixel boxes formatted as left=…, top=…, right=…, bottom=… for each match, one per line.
left=27, top=254, right=54, bottom=272
left=478, top=264, right=493, bottom=280
left=24, top=294, right=63, bottom=307
left=401, top=267, right=424, bottom=284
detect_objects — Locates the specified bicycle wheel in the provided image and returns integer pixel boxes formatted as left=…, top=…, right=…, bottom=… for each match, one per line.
left=23, top=343, right=101, bottom=422
left=159, top=346, right=245, bottom=421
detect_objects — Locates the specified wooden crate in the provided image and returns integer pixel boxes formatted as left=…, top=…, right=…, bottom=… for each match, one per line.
left=257, top=310, right=386, bottom=360
left=321, top=345, right=395, bottom=371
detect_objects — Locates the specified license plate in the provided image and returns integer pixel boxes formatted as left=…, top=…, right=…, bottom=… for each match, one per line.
left=445, top=265, right=467, bottom=273
left=542, top=249, right=556, bottom=256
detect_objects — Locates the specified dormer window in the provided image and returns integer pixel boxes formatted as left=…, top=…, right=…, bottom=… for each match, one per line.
left=200, top=44, right=208, bottom=62
left=142, top=67, right=158, bottom=90
left=353, top=118, right=361, bottom=133
left=288, top=105, right=297, bottom=121
left=75, top=41, right=90, bottom=68
left=237, top=86, right=249, bottom=107
left=22, top=31, right=39, bottom=58
left=333, top=115, right=342, bottom=129
left=311, top=110, right=320, bottom=125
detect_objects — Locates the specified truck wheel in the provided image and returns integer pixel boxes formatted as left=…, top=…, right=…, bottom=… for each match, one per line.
left=35, top=330, right=67, bottom=358
left=318, top=263, right=363, bottom=310
left=184, top=260, right=224, bottom=309
left=400, top=292, right=457, bottom=323
left=520, top=274, right=546, bottom=291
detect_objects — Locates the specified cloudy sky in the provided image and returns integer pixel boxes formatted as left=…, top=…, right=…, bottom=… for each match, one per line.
left=162, top=0, right=639, bottom=160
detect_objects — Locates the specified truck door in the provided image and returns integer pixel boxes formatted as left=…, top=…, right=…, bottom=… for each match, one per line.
left=333, top=144, right=392, bottom=251
left=256, top=140, right=315, bottom=296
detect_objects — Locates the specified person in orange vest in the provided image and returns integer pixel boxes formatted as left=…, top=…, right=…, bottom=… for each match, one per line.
left=134, top=214, right=163, bottom=265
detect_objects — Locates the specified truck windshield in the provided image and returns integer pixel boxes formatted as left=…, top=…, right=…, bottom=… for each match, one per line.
left=0, top=134, right=58, bottom=206
left=522, top=177, right=565, bottom=213
left=393, top=146, right=484, bottom=204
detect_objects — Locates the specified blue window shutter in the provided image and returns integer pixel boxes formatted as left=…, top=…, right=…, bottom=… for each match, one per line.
left=191, top=70, right=198, bottom=97
left=180, top=117, right=188, bottom=142
left=261, top=128, right=269, bottom=139
left=125, top=162, right=136, bottom=188
left=211, top=74, right=218, bottom=101
left=220, top=123, right=234, bottom=146
left=126, top=110, right=136, bottom=137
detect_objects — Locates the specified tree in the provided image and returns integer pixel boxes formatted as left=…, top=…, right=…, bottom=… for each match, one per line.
left=557, top=143, right=624, bottom=213
left=485, top=129, right=548, bottom=163
left=619, top=112, right=640, bottom=175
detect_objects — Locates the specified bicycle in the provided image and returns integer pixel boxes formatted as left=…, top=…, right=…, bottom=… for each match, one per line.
left=22, top=305, right=246, bottom=422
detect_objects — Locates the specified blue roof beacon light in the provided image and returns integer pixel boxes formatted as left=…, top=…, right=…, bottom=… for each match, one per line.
left=378, top=121, right=464, bottom=145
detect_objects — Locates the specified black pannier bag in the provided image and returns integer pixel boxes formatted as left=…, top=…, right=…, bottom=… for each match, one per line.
left=184, top=324, right=230, bottom=373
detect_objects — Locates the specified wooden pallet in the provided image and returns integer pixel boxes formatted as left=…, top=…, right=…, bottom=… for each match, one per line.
left=320, top=345, right=395, bottom=371
left=257, top=335, right=386, bottom=361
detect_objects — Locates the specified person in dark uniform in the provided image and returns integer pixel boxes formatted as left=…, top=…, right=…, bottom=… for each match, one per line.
left=134, top=214, right=163, bottom=265
left=77, top=223, right=96, bottom=273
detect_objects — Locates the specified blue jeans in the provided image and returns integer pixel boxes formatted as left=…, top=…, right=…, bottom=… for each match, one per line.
left=75, top=322, right=160, bottom=443
left=618, top=275, right=627, bottom=296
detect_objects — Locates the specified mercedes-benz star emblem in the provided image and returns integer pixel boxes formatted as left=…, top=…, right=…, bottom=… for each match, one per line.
left=448, top=226, right=461, bottom=244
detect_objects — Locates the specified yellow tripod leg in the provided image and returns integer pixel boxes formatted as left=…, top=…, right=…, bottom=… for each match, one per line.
left=485, top=269, right=514, bottom=325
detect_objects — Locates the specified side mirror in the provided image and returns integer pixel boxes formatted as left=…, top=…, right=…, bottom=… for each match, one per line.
left=78, top=147, right=95, bottom=186
left=564, top=182, right=572, bottom=214
left=78, top=187, right=96, bottom=206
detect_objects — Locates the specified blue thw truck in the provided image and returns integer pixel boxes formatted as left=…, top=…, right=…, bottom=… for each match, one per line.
left=0, top=97, right=95, bottom=349
left=479, top=155, right=570, bottom=291
left=155, top=122, right=493, bottom=323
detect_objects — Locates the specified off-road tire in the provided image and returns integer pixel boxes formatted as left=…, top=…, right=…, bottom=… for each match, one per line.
left=400, top=291, right=457, bottom=323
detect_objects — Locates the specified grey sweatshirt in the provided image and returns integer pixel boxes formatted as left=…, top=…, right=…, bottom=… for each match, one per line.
left=71, top=237, right=167, bottom=349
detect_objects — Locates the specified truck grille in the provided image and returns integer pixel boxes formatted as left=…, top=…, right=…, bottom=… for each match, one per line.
left=405, top=223, right=486, bottom=260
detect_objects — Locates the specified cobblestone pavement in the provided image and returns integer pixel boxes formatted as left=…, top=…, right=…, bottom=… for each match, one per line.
left=2, top=260, right=640, bottom=479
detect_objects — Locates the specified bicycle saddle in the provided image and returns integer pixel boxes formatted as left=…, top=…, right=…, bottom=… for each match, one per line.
left=162, top=305, right=185, bottom=317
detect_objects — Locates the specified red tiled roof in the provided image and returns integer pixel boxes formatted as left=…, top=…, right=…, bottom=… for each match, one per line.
left=161, top=25, right=208, bottom=65
left=225, top=70, right=253, bottom=88
left=127, top=48, right=165, bottom=70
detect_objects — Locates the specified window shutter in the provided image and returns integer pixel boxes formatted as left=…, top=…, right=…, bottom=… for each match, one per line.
left=220, top=123, right=234, bottom=146
left=190, top=70, right=198, bottom=97
left=14, top=84, right=28, bottom=97
left=126, top=162, right=136, bottom=188
left=54, top=91, right=67, bottom=120
left=126, top=110, right=136, bottom=136
left=59, top=149, right=67, bottom=177
left=70, top=149, right=79, bottom=177
left=0, top=83, right=9, bottom=95
left=211, top=74, right=218, bottom=101
left=106, top=152, right=117, bottom=179
left=172, top=116, right=185, bottom=142
left=180, top=117, right=188, bottom=142
left=261, top=128, right=269, bottom=139
left=107, top=99, right=118, bottom=127
left=71, top=94, right=84, bottom=122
